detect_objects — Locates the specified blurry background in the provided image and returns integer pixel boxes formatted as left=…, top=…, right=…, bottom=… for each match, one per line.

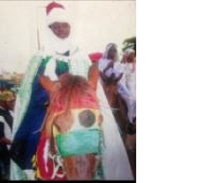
left=0, top=0, right=135, bottom=73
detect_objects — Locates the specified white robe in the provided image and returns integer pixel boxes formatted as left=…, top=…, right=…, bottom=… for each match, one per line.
left=98, top=59, right=136, bottom=124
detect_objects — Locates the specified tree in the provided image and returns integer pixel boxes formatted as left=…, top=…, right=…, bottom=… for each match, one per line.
left=122, top=36, right=136, bottom=52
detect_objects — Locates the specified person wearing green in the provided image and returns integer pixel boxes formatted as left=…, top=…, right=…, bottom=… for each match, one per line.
left=10, top=1, right=133, bottom=180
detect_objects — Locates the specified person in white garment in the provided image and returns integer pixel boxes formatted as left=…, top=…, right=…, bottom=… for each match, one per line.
left=120, top=48, right=136, bottom=125
left=121, top=49, right=136, bottom=152
left=98, top=43, right=123, bottom=83
left=10, top=1, right=133, bottom=181
left=99, top=44, right=136, bottom=125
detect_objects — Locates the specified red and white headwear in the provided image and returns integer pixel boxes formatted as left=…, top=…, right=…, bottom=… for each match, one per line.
left=46, top=1, right=72, bottom=26
left=44, top=1, right=78, bottom=59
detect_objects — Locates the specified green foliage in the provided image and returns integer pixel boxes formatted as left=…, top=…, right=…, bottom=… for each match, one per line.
left=122, top=36, right=136, bottom=52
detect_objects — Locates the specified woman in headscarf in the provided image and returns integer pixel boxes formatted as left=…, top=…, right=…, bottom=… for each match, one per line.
left=99, top=43, right=123, bottom=83
left=10, top=2, right=133, bottom=180
left=99, top=44, right=136, bottom=125
left=120, top=48, right=136, bottom=125
left=121, top=49, right=136, bottom=177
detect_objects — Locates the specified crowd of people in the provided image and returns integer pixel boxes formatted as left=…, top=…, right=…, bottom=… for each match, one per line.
left=0, top=1, right=136, bottom=181
left=99, top=43, right=136, bottom=125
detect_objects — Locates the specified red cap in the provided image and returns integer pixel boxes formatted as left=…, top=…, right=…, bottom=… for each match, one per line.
left=89, top=52, right=103, bottom=62
left=46, top=1, right=65, bottom=15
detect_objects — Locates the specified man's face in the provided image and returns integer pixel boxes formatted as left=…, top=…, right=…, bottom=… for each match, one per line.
left=107, top=47, right=117, bottom=60
left=49, top=22, right=71, bottom=39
